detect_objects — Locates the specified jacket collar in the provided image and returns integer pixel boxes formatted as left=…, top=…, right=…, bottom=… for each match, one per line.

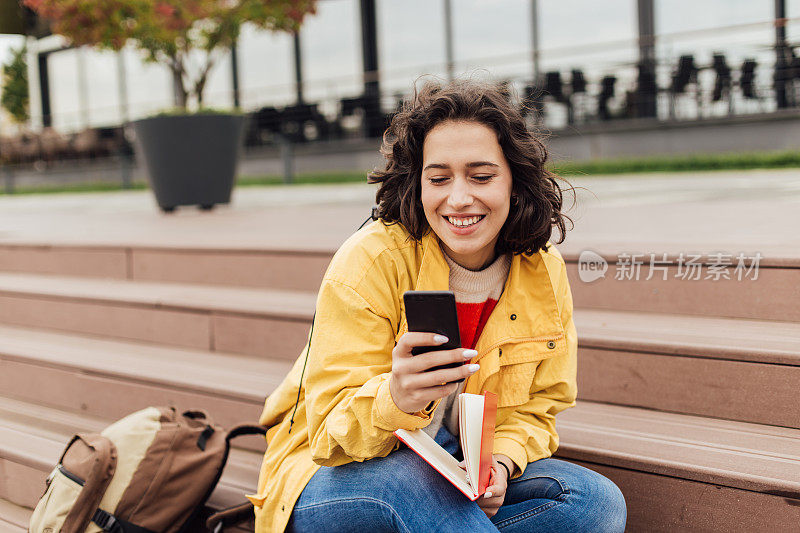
left=415, top=229, right=565, bottom=355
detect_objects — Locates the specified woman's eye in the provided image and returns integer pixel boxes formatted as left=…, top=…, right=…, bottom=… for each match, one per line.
left=428, top=175, right=493, bottom=184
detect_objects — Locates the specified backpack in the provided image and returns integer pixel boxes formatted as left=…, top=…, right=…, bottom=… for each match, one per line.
left=28, top=406, right=265, bottom=533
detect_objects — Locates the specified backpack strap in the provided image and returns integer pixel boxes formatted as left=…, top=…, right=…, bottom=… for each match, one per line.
left=59, top=434, right=117, bottom=533
left=226, top=424, right=267, bottom=442
left=92, top=508, right=156, bottom=533
left=177, top=424, right=267, bottom=533
left=200, top=425, right=267, bottom=532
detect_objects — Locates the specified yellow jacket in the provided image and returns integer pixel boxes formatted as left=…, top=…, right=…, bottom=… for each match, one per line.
left=249, top=219, right=578, bottom=533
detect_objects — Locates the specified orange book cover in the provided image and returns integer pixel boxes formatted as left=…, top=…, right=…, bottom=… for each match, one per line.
left=477, top=390, right=498, bottom=495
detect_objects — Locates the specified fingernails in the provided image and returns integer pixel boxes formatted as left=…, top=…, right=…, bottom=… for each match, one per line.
left=467, top=364, right=480, bottom=373
left=484, top=491, right=493, bottom=499
left=463, top=349, right=478, bottom=359
left=434, top=334, right=449, bottom=343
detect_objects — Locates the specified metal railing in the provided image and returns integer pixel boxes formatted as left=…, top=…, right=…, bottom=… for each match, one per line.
left=3, top=18, right=799, bottom=192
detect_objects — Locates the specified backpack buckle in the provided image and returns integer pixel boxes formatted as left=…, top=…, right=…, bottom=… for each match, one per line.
left=93, top=509, right=123, bottom=533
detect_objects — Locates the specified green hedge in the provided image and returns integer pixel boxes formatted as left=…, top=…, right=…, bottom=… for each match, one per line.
left=2, top=150, right=799, bottom=196
left=0, top=182, right=149, bottom=195
left=237, top=172, right=367, bottom=187
left=551, top=149, right=800, bottom=175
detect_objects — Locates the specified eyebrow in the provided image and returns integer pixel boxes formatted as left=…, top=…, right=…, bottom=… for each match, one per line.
left=422, top=161, right=500, bottom=171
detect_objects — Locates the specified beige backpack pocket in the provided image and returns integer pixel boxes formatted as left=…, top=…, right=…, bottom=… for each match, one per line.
left=29, top=433, right=117, bottom=533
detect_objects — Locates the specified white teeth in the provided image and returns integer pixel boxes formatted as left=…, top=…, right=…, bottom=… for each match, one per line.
left=447, top=215, right=482, bottom=227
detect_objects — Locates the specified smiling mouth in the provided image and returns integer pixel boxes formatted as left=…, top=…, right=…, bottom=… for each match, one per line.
left=444, top=215, right=485, bottom=228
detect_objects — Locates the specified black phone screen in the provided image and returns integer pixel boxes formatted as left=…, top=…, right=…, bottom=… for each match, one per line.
left=402, top=290, right=465, bottom=379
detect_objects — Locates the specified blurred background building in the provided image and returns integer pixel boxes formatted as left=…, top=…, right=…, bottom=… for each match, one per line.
left=0, top=0, right=798, bottom=185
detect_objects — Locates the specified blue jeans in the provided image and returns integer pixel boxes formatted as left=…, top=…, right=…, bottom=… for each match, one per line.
left=287, top=425, right=627, bottom=532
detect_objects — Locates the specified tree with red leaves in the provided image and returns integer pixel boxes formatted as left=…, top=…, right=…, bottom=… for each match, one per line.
left=24, top=0, right=316, bottom=109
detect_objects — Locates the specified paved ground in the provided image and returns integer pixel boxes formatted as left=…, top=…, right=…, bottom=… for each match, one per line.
left=1, top=168, right=799, bottom=260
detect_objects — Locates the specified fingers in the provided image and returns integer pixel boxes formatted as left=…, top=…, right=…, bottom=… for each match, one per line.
left=482, top=482, right=506, bottom=512
left=459, top=460, right=505, bottom=502
left=405, top=347, right=478, bottom=374
left=484, top=482, right=506, bottom=499
left=483, top=463, right=507, bottom=500
left=395, top=332, right=450, bottom=358
left=394, top=380, right=460, bottom=413
left=478, top=488, right=505, bottom=519
left=412, top=381, right=461, bottom=404
left=390, top=332, right=482, bottom=413
left=478, top=463, right=506, bottom=516
left=405, top=363, right=480, bottom=389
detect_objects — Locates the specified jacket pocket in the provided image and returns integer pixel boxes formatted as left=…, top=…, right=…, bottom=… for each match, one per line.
left=493, top=362, right=538, bottom=408
left=489, top=339, right=565, bottom=407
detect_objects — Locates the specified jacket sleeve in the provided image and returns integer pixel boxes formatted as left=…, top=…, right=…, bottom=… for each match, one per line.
left=492, top=262, right=578, bottom=478
left=304, top=278, right=434, bottom=466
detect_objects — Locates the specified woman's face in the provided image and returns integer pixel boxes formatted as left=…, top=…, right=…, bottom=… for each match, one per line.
left=420, top=120, right=513, bottom=271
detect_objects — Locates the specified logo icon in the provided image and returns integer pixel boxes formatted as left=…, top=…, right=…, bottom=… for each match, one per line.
left=578, top=250, right=607, bottom=283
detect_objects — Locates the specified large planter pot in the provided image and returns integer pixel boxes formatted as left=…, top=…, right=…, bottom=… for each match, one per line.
left=133, top=113, right=245, bottom=212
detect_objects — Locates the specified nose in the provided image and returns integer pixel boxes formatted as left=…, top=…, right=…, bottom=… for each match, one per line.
left=447, top=177, right=474, bottom=210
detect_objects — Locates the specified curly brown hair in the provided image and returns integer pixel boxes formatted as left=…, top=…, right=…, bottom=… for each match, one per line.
left=368, top=78, right=573, bottom=256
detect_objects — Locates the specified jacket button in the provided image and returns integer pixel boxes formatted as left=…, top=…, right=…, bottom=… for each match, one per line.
left=281, top=505, right=285, bottom=511
left=498, top=348, right=503, bottom=357
left=510, top=314, right=517, bottom=320
left=547, top=341, right=556, bottom=349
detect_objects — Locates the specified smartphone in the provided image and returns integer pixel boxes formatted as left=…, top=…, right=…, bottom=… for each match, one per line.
left=402, top=290, right=465, bottom=381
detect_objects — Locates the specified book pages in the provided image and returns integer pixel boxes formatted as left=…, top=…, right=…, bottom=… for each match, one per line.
left=393, top=391, right=496, bottom=501
left=394, top=428, right=478, bottom=500
left=459, top=393, right=484, bottom=490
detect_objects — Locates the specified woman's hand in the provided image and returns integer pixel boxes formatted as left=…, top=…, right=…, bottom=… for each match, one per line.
left=459, top=455, right=509, bottom=518
left=480, top=456, right=510, bottom=518
left=389, top=332, right=480, bottom=414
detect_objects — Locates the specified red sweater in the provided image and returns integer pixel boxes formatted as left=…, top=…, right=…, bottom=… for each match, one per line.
left=444, top=253, right=510, bottom=351
left=458, top=298, right=500, bottom=350
left=421, top=251, right=512, bottom=439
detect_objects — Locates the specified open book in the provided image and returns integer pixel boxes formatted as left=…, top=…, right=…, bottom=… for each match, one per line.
left=394, top=391, right=498, bottom=501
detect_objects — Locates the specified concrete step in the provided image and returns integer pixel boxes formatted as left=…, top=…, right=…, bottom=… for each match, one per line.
left=0, top=324, right=290, bottom=433
left=3, top=242, right=799, bottom=322
left=0, top=499, right=30, bottom=532
left=574, top=309, right=800, bottom=428
left=0, top=399, right=262, bottom=529
left=2, top=395, right=798, bottom=532
left=0, top=242, right=332, bottom=292
left=555, top=402, right=800, bottom=531
left=0, top=272, right=314, bottom=359
left=0, top=497, right=250, bottom=533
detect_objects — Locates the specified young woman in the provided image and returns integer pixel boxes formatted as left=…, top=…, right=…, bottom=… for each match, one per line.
left=248, top=79, right=627, bottom=532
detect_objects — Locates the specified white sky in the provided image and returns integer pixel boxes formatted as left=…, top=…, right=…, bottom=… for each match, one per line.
left=0, top=0, right=797, bottom=133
